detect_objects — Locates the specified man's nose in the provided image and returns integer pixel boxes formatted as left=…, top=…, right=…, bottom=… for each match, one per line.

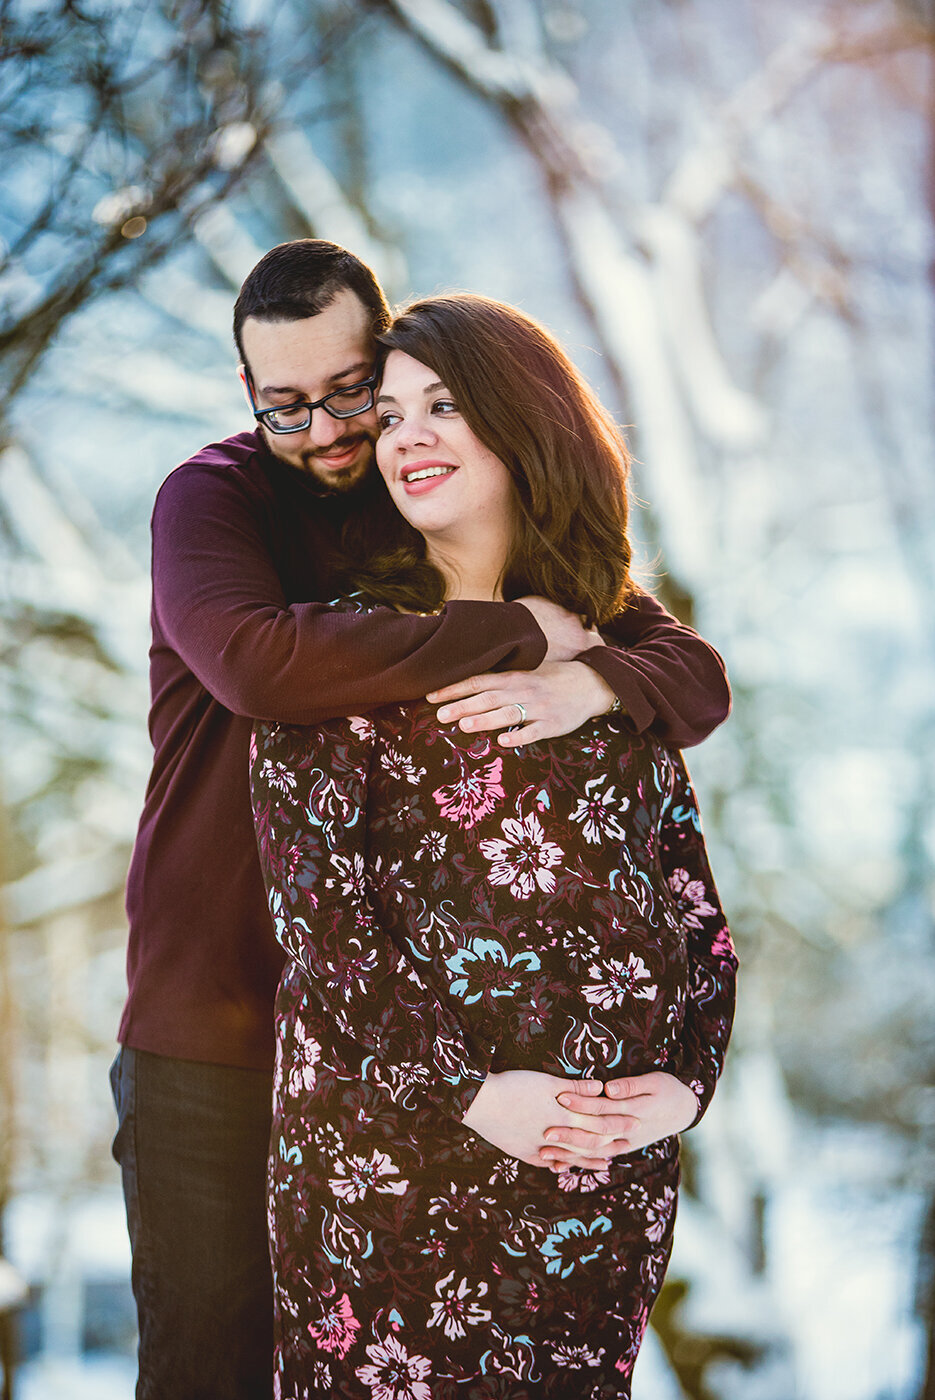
left=307, top=406, right=354, bottom=448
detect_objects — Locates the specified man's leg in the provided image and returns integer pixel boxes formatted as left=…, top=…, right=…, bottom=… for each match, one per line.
left=110, top=1048, right=273, bottom=1400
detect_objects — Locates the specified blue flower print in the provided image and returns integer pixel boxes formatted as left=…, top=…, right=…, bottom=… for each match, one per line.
left=541, top=1216, right=613, bottom=1278
left=445, top=938, right=541, bottom=1004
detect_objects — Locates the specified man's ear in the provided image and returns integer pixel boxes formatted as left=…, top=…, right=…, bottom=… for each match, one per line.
left=238, top=364, right=253, bottom=412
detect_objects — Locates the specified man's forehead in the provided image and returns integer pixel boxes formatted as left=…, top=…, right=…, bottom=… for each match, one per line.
left=242, top=295, right=374, bottom=390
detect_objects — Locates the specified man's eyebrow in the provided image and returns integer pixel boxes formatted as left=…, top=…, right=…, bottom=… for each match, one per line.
left=259, top=362, right=374, bottom=398
left=375, top=381, right=447, bottom=406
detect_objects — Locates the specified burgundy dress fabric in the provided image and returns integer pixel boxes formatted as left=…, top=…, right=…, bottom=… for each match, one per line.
left=250, top=605, right=737, bottom=1400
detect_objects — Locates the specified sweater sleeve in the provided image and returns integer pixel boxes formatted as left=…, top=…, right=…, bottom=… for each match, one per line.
left=151, top=458, right=546, bottom=723
left=657, top=753, right=738, bottom=1123
left=580, top=590, right=731, bottom=749
left=250, top=714, right=493, bottom=1120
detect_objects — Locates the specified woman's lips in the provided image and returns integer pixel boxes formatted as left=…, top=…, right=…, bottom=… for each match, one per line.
left=400, top=461, right=459, bottom=495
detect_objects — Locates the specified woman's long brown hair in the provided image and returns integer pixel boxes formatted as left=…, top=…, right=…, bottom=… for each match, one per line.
left=338, top=293, right=633, bottom=626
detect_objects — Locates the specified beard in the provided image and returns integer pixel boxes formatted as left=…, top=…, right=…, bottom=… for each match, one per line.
left=263, top=425, right=377, bottom=496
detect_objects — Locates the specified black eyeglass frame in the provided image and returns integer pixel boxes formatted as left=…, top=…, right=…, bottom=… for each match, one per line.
left=244, top=371, right=378, bottom=434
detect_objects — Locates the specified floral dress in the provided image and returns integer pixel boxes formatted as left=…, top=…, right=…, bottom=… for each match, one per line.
left=250, top=611, right=737, bottom=1400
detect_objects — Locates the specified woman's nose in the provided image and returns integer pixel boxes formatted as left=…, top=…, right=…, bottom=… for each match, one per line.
left=395, top=414, right=436, bottom=449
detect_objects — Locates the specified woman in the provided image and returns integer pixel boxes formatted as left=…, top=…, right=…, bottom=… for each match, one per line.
left=250, top=294, right=737, bottom=1399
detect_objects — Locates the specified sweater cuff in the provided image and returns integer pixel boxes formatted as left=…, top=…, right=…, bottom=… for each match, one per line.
left=573, top=645, right=658, bottom=734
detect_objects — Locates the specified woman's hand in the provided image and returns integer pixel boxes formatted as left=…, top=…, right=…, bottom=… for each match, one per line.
left=461, top=1070, right=638, bottom=1170
left=537, top=1072, right=700, bottom=1171
left=428, top=661, right=618, bottom=748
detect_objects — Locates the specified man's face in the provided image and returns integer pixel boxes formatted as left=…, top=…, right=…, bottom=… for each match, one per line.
left=241, top=288, right=378, bottom=493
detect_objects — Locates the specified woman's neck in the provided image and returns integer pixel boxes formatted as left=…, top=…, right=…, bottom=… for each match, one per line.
left=422, top=515, right=512, bottom=602
left=428, top=543, right=503, bottom=599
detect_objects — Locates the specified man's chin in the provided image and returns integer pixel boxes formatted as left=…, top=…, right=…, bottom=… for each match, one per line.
left=300, top=458, right=372, bottom=494
left=265, top=436, right=374, bottom=494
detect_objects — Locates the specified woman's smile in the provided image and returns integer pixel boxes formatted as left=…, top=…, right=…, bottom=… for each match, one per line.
left=400, top=459, right=460, bottom=493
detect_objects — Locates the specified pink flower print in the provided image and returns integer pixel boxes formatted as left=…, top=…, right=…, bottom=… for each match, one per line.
left=307, top=1289, right=360, bottom=1358
left=550, top=1342, right=603, bottom=1368
left=569, top=779, right=629, bottom=845
left=379, top=745, right=426, bottom=785
left=645, top=1185, right=676, bottom=1242
left=330, top=1149, right=409, bottom=1204
left=326, top=850, right=367, bottom=900
left=582, top=953, right=657, bottom=1009
left=479, top=812, right=563, bottom=899
left=286, top=1021, right=320, bottom=1097
left=348, top=715, right=376, bottom=742
left=414, top=830, right=448, bottom=861
left=427, top=1272, right=491, bottom=1340
left=258, top=758, right=297, bottom=797
left=556, top=1164, right=611, bottom=1193
left=667, top=868, right=718, bottom=929
left=712, top=924, right=736, bottom=959
left=432, top=757, right=505, bottom=827
left=356, top=1333, right=432, bottom=1400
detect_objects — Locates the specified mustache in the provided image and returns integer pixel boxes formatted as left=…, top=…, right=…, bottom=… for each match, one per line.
left=304, top=429, right=376, bottom=461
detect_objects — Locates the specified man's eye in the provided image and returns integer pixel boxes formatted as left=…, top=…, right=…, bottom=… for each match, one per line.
left=272, top=404, right=307, bottom=420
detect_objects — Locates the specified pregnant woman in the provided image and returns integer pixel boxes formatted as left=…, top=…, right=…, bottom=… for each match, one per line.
left=250, top=293, right=737, bottom=1399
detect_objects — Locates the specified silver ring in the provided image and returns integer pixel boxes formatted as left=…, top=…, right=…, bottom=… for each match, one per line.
left=514, top=701, right=528, bottom=725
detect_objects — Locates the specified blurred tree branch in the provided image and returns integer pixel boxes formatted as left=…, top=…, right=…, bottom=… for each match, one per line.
left=0, top=0, right=360, bottom=422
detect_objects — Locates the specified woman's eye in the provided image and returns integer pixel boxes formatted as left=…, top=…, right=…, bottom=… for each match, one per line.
left=432, top=398, right=457, bottom=415
left=378, top=411, right=401, bottom=430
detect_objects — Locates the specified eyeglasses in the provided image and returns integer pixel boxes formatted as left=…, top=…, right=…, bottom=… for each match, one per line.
left=245, top=373, right=378, bottom=434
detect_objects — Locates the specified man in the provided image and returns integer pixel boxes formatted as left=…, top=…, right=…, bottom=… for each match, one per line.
left=111, top=239, right=730, bottom=1399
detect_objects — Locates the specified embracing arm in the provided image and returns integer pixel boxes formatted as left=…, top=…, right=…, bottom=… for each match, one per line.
left=578, top=590, right=731, bottom=748
left=152, top=452, right=545, bottom=724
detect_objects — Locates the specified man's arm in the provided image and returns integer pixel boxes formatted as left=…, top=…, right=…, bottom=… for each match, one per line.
left=578, top=590, right=731, bottom=748
left=153, top=457, right=546, bottom=723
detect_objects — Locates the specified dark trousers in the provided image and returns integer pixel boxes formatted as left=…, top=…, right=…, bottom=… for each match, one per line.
left=110, top=1047, right=274, bottom=1400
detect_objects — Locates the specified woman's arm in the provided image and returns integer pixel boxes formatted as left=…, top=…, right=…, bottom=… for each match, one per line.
left=539, top=750, right=738, bottom=1166
left=656, top=751, right=738, bottom=1122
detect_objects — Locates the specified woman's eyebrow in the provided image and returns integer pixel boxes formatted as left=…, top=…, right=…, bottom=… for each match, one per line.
left=375, top=381, right=448, bottom=406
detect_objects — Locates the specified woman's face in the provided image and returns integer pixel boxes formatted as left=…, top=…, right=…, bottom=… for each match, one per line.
left=375, top=351, right=515, bottom=544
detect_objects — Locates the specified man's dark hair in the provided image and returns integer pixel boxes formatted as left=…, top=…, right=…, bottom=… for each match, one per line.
left=233, top=239, right=391, bottom=369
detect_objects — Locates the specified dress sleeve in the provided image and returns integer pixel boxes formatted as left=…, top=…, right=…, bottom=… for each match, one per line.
left=250, top=713, right=493, bottom=1120
left=580, top=589, right=731, bottom=749
left=657, top=753, right=738, bottom=1123
left=152, top=459, right=545, bottom=722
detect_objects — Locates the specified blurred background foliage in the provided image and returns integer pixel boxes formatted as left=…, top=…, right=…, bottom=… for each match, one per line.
left=0, top=1, right=933, bottom=1396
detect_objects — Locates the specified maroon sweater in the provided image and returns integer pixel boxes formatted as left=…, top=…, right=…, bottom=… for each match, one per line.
left=119, top=430, right=730, bottom=1070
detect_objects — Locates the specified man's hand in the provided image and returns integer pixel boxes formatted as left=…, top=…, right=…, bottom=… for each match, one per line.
left=514, top=595, right=603, bottom=662
left=461, top=1070, right=637, bottom=1170
left=427, top=661, right=619, bottom=747
left=537, top=1072, right=700, bottom=1171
